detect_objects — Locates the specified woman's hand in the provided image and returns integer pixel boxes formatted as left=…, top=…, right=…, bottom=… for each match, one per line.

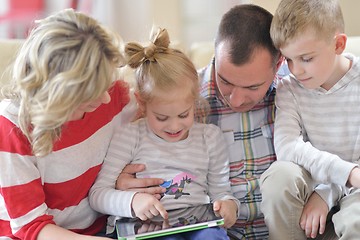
left=37, top=224, right=111, bottom=239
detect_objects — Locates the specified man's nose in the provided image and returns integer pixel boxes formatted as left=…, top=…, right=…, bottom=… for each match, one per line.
left=229, top=87, right=245, bottom=107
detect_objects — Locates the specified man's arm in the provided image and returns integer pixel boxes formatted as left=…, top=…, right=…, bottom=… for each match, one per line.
left=116, top=163, right=165, bottom=199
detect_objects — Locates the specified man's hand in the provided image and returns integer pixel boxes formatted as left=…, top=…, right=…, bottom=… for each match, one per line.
left=300, top=191, right=329, bottom=239
left=116, top=164, right=165, bottom=199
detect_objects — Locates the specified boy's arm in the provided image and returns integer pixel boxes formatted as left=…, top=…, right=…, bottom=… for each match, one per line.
left=314, top=183, right=342, bottom=210
left=274, top=78, right=357, bottom=186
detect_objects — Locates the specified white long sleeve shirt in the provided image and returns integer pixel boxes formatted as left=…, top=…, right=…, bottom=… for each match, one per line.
left=274, top=54, right=360, bottom=208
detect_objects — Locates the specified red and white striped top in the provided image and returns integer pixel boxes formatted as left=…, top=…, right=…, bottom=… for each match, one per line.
left=0, top=80, right=134, bottom=240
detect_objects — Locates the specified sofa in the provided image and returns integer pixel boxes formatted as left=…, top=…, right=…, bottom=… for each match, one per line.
left=1, top=36, right=360, bottom=87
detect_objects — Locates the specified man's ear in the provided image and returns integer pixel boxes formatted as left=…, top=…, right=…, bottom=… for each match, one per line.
left=335, top=33, right=347, bottom=54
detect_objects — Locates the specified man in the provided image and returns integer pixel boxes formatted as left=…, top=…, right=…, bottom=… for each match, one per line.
left=117, top=4, right=286, bottom=239
left=196, top=4, right=284, bottom=239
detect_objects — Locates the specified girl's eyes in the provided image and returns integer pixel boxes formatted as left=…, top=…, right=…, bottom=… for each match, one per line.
left=156, top=117, right=168, bottom=122
left=179, top=113, right=189, bottom=119
left=155, top=113, right=189, bottom=121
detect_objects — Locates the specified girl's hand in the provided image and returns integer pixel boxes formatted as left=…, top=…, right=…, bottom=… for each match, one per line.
left=213, top=199, right=238, bottom=228
left=132, top=192, right=168, bottom=220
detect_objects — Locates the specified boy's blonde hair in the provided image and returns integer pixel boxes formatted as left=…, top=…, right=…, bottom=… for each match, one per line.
left=125, top=27, right=208, bottom=120
left=1, top=9, right=124, bottom=157
left=271, top=0, right=344, bottom=49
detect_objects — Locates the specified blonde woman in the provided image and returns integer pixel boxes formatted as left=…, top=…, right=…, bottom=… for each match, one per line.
left=89, top=28, right=239, bottom=239
left=0, top=8, right=135, bottom=240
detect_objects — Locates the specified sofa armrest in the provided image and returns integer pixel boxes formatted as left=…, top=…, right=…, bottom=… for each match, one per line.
left=345, top=36, right=360, bottom=56
left=0, top=39, right=24, bottom=87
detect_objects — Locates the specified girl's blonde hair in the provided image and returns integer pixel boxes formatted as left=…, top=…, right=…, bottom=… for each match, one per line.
left=1, top=8, right=125, bottom=157
left=125, top=27, right=208, bottom=120
left=271, top=0, right=344, bottom=49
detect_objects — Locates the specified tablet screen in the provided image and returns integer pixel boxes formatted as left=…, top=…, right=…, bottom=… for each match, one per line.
left=116, top=203, right=224, bottom=239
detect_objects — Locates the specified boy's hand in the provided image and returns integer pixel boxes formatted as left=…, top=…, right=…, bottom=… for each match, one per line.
left=116, top=164, right=165, bottom=199
left=347, top=167, right=360, bottom=188
left=132, top=193, right=168, bottom=221
left=300, top=191, right=329, bottom=239
left=213, top=199, right=238, bottom=228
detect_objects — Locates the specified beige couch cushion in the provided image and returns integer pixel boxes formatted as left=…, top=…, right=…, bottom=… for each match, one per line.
left=1, top=36, right=360, bottom=88
left=345, top=36, right=360, bottom=56
left=189, top=36, right=360, bottom=70
left=0, top=39, right=23, bottom=86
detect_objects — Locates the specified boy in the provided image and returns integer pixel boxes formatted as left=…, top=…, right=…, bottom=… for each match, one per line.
left=260, top=0, right=360, bottom=239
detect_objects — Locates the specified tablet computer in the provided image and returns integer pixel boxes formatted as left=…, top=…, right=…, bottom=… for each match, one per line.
left=115, top=203, right=224, bottom=240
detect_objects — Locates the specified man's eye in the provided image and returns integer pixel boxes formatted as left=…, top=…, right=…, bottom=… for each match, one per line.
left=220, top=79, right=231, bottom=85
left=302, top=57, right=313, bottom=63
left=248, top=86, right=259, bottom=90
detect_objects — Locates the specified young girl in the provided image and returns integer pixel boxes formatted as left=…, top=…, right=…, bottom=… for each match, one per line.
left=0, top=9, right=135, bottom=240
left=89, top=27, right=239, bottom=239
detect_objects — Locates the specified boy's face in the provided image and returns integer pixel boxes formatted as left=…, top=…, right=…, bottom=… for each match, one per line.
left=143, top=88, right=195, bottom=143
left=280, top=29, right=340, bottom=90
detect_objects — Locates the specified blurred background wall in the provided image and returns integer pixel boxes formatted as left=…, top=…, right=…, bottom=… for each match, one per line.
left=0, top=0, right=358, bottom=51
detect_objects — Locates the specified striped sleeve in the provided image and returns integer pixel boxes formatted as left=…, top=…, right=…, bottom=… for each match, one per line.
left=205, top=124, right=241, bottom=216
left=274, top=77, right=356, bottom=186
left=0, top=80, right=133, bottom=239
left=89, top=121, right=139, bottom=218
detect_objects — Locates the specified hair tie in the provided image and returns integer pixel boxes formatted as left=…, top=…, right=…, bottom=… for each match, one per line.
left=144, top=42, right=156, bottom=62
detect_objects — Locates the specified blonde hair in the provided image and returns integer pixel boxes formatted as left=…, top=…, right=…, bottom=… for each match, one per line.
left=125, top=27, right=208, bottom=120
left=1, top=8, right=125, bottom=157
left=271, top=0, right=344, bottom=49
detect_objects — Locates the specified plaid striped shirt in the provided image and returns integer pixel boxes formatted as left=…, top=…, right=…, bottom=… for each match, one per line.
left=197, top=58, right=282, bottom=239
